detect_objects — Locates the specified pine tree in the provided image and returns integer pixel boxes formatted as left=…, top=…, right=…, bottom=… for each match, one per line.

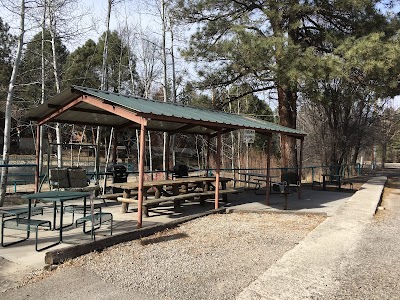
left=172, top=0, right=395, bottom=168
left=0, top=18, right=15, bottom=108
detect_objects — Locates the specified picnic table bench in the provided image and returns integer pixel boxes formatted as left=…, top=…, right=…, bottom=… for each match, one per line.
left=117, top=187, right=241, bottom=217
left=1, top=206, right=44, bottom=221
left=1, top=217, right=52, bottom=251
left=0, top=206, right=52, bottom=251
left=75, top=212, right=113, bottom=240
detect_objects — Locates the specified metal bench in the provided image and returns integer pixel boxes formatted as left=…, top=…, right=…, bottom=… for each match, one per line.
left=64, top=204, right=102, bottom=223
left=1, top=217, right=52, bottom=251
left=75, top=212, right=113, bottom=240
left=232, top=179, right=261, bottom=189
left=1, top=206, right=44, bottom=222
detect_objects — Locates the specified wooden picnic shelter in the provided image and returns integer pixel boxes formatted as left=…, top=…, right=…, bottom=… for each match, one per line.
left=26, top=86, right=306, bottom=228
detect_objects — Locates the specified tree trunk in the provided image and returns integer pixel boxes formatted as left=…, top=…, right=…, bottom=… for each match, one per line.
left=278, top=86, right=298, bottom=168
left=96, top=0, right=112, bottom=182
left=0, top=0, right=25, bottom=207
left=161, top=0, right=169, bottom=179
left=49, top=0, right=63, bottom=168
left=39, top=2, right=46, bottom=175
left=381, top=142, right=387, bottom=168
left=170, top=18, right=177, bottom=166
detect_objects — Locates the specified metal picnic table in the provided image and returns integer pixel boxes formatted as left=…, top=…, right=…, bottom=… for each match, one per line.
left=21, top=191, right=91, bottom=246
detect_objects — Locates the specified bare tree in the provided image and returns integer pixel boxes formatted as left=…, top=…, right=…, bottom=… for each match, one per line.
left=47, top=0, right=63, bottom=167
left=0, top=0, right=25, bottom=207
left=161, top=0, right=169, bottom=179
left=39, top=0, right=46, bottom=174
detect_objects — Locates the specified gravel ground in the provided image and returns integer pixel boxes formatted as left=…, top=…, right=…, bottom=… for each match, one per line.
left=322, top=177, right=400, bottom=300
left=52, top=212, right=324, bottom=300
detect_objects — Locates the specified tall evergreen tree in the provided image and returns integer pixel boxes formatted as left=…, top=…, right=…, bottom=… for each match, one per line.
left=0, top=18, right=15, bottom=108
left=63, top=31, right=136, bottom=93
left=173, top=0, right=394, bottom=168
left=63, top=39, right=102, bottom=88
left=16, top=30, right=68, bottom=109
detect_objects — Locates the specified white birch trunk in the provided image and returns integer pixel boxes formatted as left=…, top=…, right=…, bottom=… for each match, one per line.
left=161, top=0, right=169, bottom=179
left=39, top=1, right=46, bottom=174
left=49, top=0, right=63, bottom=167
left=96, top=0, right=112, bottom=182
left=170, top=18, right=177, bottom=166
left=0, top=0, right=25, bottom=206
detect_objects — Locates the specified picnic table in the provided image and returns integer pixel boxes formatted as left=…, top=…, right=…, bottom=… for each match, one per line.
left=21, top=191, right=92, bottom=246
left=111, top=177, right=237, bottom=216
left=237, top=172, right=279, bottom=191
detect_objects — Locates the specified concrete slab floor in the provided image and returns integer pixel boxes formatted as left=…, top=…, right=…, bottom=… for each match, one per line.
left=0, top=187, right=353, bottom=271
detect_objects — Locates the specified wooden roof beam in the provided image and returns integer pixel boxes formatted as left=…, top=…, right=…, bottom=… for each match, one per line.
left=81, top=95, right=147, bottom=126
left=169, top=124, right=198, bottom=135
left=47, top=104, right=115, bottom=116
left=210, top=128, right=235, bottom=138
left=37, top=96, right=83, bottom=126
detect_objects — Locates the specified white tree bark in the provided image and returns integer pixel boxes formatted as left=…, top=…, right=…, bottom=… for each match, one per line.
left=170, top=16, right=177, bottom=166
left=39, top=1, right=46, bottom=174
left=161, top=0, right=169, bottom=179
left=0, top=0, right=25, bottom=206
left=96, top=0, right=112, bottom=181
left=48, top=0, right=63, bottom=167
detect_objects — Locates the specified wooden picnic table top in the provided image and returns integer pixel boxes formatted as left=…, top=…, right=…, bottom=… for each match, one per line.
left=111, top=176, right=232, bottom=190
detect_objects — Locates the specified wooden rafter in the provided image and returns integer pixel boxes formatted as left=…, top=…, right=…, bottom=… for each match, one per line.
left=81, top=95, right=147, bottom=126
left=37, top=96, right=83, bottom=126
left=47, top=104, right=115, bottom=116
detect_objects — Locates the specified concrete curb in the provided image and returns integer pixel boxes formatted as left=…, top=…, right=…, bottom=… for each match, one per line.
left=237, top=176, right=387, bottom=300
left=45, top=207, right=226, bottom=265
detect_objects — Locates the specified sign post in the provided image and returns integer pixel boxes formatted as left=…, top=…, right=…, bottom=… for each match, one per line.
left=243, top=129, right=255, bottom=174
left=243, top=129, right=255, bottom=144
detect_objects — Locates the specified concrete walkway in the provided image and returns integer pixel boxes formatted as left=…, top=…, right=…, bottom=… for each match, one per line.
left=0, top=186, right=352, bottom=270
left=238, top=176, right=387, bottom=299
left=1, top=173, right=385, bottom=298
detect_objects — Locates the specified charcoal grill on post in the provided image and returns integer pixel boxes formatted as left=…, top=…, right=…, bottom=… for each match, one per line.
left=172, top=165, right=189, bottom=178
left=108, top=164, right=128, bottom=192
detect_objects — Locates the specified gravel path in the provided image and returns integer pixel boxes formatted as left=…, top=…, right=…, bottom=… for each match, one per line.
left=322, top=177, right=400, bottom=299
left=1, top=212, right=324, bottom=300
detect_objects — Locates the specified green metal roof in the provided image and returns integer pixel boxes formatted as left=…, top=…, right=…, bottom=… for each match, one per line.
left=26, top=85, right=306, bottom=138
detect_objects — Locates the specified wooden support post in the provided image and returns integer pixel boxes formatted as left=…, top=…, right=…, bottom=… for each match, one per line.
left=112, top=128, right=117, bottom=164
left=266, top=134, right=271, bottom=205
left=206, top=135, right=211, bottom=177
left=215, top=131, right=221, bottom=209
left=164, top=133, right=170, bottom=180
left=137, top=124, right=146, bottom=228
left=35, top=125, right=40, bottom=193
left=298, top=137, right=304, bottom=199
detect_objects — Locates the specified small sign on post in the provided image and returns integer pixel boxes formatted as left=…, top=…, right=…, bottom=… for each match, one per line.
left=243, top=129, right=255, bottom=144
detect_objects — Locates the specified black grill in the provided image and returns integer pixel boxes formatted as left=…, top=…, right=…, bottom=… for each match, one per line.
left=108, top=164, right=128, bottom=183
left=173, top=165, right=189, bottom=178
